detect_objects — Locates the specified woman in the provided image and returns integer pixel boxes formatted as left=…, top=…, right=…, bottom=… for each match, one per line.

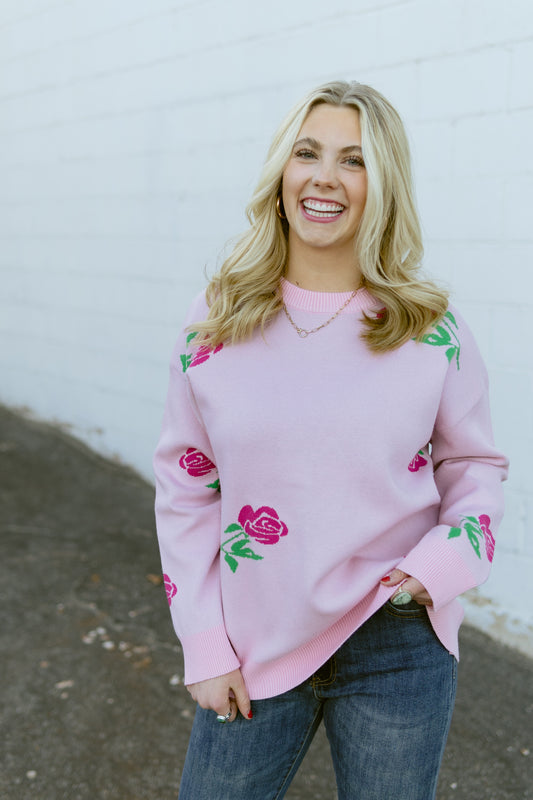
left=154, top=81, right=508, bottom=799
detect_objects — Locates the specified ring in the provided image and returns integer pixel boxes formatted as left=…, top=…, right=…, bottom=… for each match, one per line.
left=391, top=585, right=413, bottom=606
left=216, top=710, right=232, bottom=723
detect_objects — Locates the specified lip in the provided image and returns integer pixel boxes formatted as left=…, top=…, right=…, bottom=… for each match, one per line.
left=300, top=198, right=345, bottom=223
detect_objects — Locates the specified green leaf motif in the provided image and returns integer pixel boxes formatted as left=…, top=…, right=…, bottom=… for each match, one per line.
left=224, top=523, right=243, bottom=534
left=445, top=310, right=458, bottom=328
left=463, top=521, right=479, bottom=536
left=467, top=531, right=482, bottom=558
left=422, top=328, right=450, bottom=347
left=464, top=519, right=483, bottom=559
left=436, top=324, right=452, bottom=343
left=180, top=332, right=200, bottom=372
left=448, top=516, right=484, bottom=559
left=224, top=553, right=239, bottom=573
left=220, top=528, right=266, bottom=573
left=206, top=478, right=221, bottom=492
left=419, top=310, right=462, bottom=370
left=230, top=540, right=263, bottom=560
left=445, top=347, right=458, bottom=363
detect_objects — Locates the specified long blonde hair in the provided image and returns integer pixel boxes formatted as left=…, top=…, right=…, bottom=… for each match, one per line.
left=192, top=80, right=448, bottom=351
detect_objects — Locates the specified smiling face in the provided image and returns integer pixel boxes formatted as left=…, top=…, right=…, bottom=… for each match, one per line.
left=281, top=103, right=368, bottom=265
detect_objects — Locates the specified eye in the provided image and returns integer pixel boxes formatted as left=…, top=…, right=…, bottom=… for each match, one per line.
left=294, top=148, right=317, bottom=159
left=343, top=154, right=365, bottom=168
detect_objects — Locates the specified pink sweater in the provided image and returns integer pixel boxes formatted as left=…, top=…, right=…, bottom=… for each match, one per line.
left=153, top=279, right=508, bottom=700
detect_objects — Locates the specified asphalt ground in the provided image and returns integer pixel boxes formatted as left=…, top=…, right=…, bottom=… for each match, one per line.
left=1, top=403, right=532, bottom=800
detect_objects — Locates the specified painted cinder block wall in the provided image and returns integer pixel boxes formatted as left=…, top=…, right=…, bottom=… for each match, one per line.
left=1, top=0, right=532, bottom=653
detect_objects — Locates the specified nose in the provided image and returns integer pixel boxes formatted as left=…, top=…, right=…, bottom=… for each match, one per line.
left=312, top=157, right=339, bottom=188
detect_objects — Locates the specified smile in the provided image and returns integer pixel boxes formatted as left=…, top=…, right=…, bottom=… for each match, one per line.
left=301, top=199, right=345, bottom=221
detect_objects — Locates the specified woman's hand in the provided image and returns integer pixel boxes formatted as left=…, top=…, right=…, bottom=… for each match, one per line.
left=186, top=668, right=252, bottom=721
left=381, top=569, right=433, bottom=606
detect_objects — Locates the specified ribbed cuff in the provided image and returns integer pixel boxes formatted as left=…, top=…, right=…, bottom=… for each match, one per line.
left=181, top=625, right=241, bottom=685
left=398, top=526, right=481, bottom=611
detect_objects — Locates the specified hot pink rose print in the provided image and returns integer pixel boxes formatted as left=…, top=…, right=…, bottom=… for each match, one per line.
left=189, top=342, right=223, bottom=368
left=179, top=447, right=216, bottom=477
left=221, top=504, right=289, bottom=573
left=408, top=450, right=428, bottom=472
left=180, top=331, right=223, bottom=372
left=238, top=505, right=289, bottom=545
left=478, top=514, right=495, bottom=562
left=164, top=574, right=177, bottom=606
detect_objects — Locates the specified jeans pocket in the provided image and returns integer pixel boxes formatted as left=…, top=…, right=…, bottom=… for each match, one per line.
left=384, top=598, right=428, bottom=618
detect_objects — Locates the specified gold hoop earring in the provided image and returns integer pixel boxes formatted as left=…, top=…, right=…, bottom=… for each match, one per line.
left=276, top=195, right=286, bottom=220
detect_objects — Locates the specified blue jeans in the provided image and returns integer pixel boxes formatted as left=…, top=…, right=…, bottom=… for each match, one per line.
left=179, top=600, right=457, bottom=800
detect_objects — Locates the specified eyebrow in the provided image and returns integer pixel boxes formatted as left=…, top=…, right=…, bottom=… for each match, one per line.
left=293, top=137, right=363, bottom=154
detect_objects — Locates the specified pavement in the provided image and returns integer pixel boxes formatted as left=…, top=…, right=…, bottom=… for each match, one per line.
left=1, top=402, right=532, bottom=800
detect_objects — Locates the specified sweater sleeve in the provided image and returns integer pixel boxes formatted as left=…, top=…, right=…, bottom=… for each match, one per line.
left=397, top=308, right=509, bottom=611
left=153, top=300, right=240, bottom=685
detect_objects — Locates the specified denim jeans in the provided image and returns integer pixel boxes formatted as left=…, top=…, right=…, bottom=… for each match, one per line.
left=178, top=600, right=457, bottom=800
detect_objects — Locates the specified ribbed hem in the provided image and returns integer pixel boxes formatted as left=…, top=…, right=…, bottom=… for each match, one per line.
left=241, top=586, right=384, bottom=699
left=427, top=601, right=463, bottom=660
left=240, top=582, right=461, bottom=700
left=180, top=587, right=462, bottom=699
left=281, top=277, right=377, bottom=314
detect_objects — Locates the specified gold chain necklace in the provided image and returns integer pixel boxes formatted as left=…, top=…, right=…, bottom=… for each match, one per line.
left=282, top=290, right=357, bottom=338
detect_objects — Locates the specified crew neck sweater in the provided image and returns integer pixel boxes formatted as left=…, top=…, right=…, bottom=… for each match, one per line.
left=153, top=279, right=508, bottom=700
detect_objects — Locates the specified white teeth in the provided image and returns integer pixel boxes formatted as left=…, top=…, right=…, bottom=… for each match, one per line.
left=303, top=206, right=343, bottom=218
left=303, top=199, right=344, bottom=213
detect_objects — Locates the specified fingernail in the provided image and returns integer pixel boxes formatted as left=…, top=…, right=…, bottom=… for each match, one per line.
left=247, top=710, right=253, bottom=719
left=381, top=575, right=391, bottom=582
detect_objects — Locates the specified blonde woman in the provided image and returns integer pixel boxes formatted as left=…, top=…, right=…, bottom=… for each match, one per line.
left=154, top=81, right=508, bottom=799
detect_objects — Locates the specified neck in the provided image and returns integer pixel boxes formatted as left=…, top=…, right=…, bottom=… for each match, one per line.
left=284, top=242, right=363, bottom=293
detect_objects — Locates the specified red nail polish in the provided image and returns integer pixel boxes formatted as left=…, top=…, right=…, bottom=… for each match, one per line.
left=381, top=576, right=391, bottom=582
left=248, top=710, right=253, bottom=719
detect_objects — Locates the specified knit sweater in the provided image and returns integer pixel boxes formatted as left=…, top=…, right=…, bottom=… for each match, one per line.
left=153, top=279, right=508, bottom=700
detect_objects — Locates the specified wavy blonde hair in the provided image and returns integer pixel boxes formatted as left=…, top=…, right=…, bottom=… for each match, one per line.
left=192, top=80, right=448, bottom=351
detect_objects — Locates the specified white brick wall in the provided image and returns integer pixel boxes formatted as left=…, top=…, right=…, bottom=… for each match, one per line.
left=1, top=0, right=532, bottom=652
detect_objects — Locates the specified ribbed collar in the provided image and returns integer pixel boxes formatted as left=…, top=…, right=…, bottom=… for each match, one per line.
left=281, top=277, right=377, bottom=314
